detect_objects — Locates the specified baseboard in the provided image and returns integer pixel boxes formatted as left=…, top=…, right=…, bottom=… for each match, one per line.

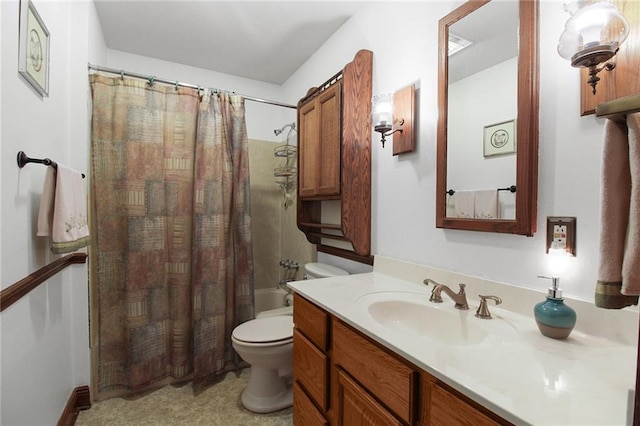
left=57, top=386, right=91, bottom=426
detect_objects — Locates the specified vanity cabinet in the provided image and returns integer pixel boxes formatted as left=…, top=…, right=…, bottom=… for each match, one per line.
left=296, top=49, right=372, bottom=263
left=293, top=294, right=330, bottom=423
left=293, top=293, right=512, bottom=426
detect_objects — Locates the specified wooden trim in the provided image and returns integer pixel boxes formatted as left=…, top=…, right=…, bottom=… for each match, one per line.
left=299, top=223, right=342, bottom=230
left=310, top=232, right=348, bottom=242
left=392, top=84, right=416, bottom=155
left=300, top=70, right=343, bottom=105
left=341, top=49, right=372, bottom=256
left=317, top=245, right=374, bottom=265
left=1, top=252, right=88, bottom=312
left=57, top=385, right=91, bottom=426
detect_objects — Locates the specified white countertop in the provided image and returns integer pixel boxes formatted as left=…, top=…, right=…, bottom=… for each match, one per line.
left=289, top=267, right=637, bottom=426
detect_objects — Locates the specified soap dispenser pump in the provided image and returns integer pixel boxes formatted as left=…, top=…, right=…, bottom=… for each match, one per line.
left=534, top=275, right=577, bottom=339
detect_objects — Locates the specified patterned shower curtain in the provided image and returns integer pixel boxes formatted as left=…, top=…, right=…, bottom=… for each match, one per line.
left=89, top=74, right=254, bottom=399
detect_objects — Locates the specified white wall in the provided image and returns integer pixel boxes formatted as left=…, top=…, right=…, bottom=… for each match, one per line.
left=282, top=1, right=620, bottom=303
left=448, top=57, right=518, bottom=219
left=0, top=0, right=633, bottom=421
left=103, top=49, right=293, bottom=142
left=0, top=0, right=106, bottom=423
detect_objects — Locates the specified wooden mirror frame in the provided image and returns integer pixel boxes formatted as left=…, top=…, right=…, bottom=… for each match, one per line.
left=436, top=0, right=539, bottom=236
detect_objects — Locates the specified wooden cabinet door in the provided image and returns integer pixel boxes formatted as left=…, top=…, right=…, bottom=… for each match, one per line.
left=293, top=330, right=328, bottom=410
left=294, top=382, right=328, bottom=426
left=299, top=99, right=320, bottom=197
left=335, top=369, right=402, bottom=426
left=298, top=83, right=341, bottom=198
left=427, top=382, right=503, bottom=426
left=316, top=83, right=341, bottom=196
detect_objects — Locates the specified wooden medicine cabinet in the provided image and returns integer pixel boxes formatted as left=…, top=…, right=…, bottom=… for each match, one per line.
left=296, top=50, right=373, bottom=264
left=436, top=0, right=539, bottom=236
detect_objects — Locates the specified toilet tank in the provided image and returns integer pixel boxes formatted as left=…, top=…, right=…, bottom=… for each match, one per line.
left=303, top=262, right=349, bottom=279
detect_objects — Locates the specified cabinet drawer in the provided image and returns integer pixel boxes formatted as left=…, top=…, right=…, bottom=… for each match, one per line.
left=294, top=381, right=328, bottom=426
left=336, top=368, right=402, bottom=426
left=333, top=320, right=416, bottom=423
left=293, top=294, right=329, bottom=351
left=293, top=329, right=328, bottom=410
left=428, top=381, right=506, bottom=426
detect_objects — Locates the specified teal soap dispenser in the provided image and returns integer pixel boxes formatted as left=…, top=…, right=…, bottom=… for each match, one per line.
left=534, top=275, right=577, bottom=339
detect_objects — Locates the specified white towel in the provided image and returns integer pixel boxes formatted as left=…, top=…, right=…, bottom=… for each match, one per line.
left=454, top=190, right=474, bottom=218
left=474, top=189, right=498, bottom=219
left=37, top=164, right=89, bottom=254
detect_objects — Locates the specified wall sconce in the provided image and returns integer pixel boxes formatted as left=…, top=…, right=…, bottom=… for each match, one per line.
left=371, top=85, right=415, bottom=154
left=557, top=0, right=630, bottom=95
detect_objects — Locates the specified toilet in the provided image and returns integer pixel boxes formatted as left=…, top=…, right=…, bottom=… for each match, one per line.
left=231, top=262, right=349, bottom=413
left=303, top=262, right=350, bottom=280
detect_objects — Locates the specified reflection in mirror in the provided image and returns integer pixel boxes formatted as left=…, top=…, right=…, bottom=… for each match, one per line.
left=446, top=1, right=518, bottom=220
left=436, top=0, right=539, bottom=236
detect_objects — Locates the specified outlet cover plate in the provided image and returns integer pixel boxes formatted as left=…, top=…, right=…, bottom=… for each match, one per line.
left=546, top=216, right=576, bottom=256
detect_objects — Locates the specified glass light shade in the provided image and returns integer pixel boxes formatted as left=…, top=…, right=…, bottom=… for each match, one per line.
left=557, top=1, right=629, bottom=67
left=372, top=93, right=393, bottom=130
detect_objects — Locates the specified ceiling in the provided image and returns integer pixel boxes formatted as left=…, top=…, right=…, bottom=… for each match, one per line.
left=94, top=1, right=367, bottom=85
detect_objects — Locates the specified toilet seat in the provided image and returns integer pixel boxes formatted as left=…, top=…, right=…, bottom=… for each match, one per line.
left=232, top=315, right=293, bottom=345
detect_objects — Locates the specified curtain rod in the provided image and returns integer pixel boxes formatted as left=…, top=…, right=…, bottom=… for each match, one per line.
left=87, top=63, right=297, bottom=110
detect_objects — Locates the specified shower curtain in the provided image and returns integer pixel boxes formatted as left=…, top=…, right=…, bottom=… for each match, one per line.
left=89, top=74, right=254, bottom=399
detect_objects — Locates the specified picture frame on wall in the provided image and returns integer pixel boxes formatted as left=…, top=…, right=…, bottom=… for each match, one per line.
left=483, top=119, right=516, bottom=157
left=18, top=0, right=50, bottom=97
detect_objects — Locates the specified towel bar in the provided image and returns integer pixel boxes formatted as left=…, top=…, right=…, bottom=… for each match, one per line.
left=446, top=185, right=516, bottom=196
left=17, top=151, right=85, bottom=178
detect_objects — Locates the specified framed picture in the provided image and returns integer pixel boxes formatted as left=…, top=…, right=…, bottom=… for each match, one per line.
left=483, top=119, right=516, bottom=157
left=18, top=0, right=50, bottom=97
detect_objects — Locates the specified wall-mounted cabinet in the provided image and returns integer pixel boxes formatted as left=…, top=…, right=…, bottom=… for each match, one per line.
left=298, top=82, right=342, bottom=198
left=296, top=50, right=373, bottom=264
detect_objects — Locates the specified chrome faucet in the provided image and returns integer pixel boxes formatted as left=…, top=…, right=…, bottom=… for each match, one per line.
left=429, top=282, right=469, bottom=310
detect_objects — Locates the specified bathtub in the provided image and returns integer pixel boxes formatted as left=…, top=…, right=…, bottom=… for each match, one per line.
left=254, top=287, right=292, bottom=316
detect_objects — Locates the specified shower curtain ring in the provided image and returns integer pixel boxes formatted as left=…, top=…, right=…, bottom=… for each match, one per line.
left=148, top=76, right=155, bottom=86
left=120, top=70, right=124, bottom=80
left=175, top=81, right=179, bottom=90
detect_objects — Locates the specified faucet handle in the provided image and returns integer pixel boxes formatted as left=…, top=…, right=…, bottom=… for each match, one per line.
left=475, top=295, right=502, bottom=319
left=454, top=283, right=469, bottom=310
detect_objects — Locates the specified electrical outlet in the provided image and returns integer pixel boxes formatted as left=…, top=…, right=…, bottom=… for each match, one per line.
left=547, top=217, right=576, bottom=256
left=553, top=224, right=567, bottom=249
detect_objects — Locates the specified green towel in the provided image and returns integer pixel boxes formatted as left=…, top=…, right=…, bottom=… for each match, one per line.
left=595, top=281, right=638, bottom=309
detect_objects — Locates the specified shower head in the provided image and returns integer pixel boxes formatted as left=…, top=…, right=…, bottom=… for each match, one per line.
left=274, top=122, right=296, bottom=136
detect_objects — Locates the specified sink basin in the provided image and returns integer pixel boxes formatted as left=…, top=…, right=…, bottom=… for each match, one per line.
left=357, top=292, right=487, bottom=346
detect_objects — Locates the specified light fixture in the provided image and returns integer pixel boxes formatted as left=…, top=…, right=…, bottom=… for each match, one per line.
left=371, top=85, right=415, bottom=153
left=372, top=93, right=397, bottom=148
left=557, top=0, right=630, bottom=95
left=448, top=33, right=473, bottom=56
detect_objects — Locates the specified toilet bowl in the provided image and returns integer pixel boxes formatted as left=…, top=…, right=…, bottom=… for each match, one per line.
left=232, top=262, right=348, bottom=413
left=232, top=315, right=293, bottom=413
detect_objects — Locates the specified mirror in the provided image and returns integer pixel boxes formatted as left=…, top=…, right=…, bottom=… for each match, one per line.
left=436, top=0, right=539, bottom=236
